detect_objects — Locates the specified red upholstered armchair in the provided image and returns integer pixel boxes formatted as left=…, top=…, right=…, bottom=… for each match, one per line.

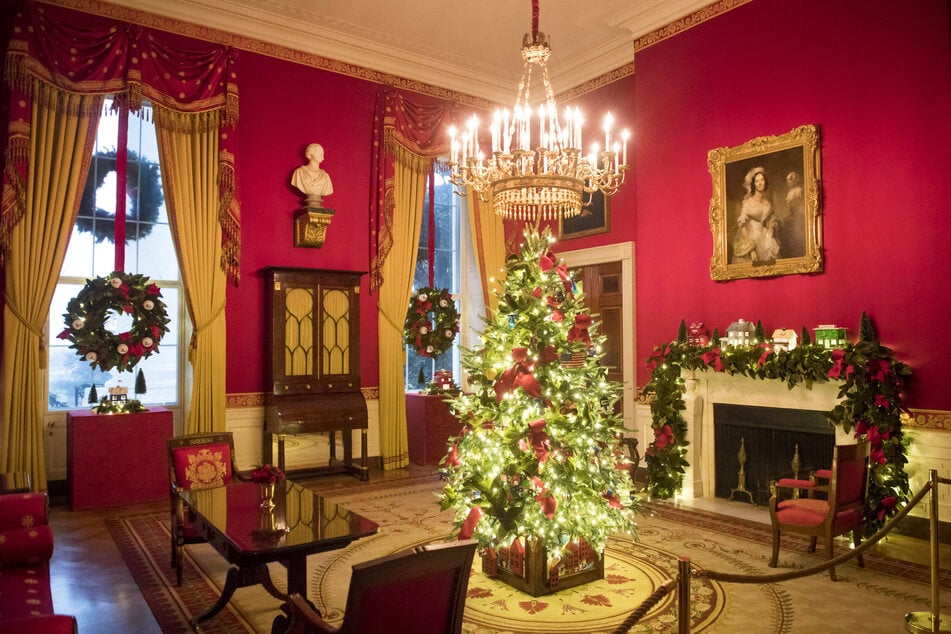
left=768, top=440, right=871, bottom=581
left=0, top=493, right=77, bottom=633
left=277, top=540, right=477, bottom=634
left=166, top=432, right=245, bottom=586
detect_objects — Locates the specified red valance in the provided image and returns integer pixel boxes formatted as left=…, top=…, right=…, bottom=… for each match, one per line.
left=369, top=87, right=461, bottom=291
left=1, top=1, right=241, bottom=282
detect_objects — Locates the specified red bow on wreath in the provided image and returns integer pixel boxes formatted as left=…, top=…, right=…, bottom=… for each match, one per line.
left=567, top=314, right=592, bottom=345
left=494, top=347, right=542, bottom=402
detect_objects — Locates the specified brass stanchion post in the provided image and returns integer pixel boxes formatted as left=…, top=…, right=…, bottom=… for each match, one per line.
left=678, top=557, right=691, bottom=634
left=905, top=468, right=951, bottom=632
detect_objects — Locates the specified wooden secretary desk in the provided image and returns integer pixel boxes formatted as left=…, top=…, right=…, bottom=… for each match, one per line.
left=263, top=267, right=369, bottom=480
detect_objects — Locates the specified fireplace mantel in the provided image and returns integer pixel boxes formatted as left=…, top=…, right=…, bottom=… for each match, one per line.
left=680, top=370, right=852, bottom=499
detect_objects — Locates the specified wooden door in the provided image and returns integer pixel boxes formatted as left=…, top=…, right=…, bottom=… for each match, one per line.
left=573, top=261, right=624, bottom=388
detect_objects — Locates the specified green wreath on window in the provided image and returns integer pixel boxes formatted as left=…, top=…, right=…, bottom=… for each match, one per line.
left=57, top=271, right=171, bottom=373
left=76, top=149, right=164, bottom=243
left=403, top=287, right=459, bottom=358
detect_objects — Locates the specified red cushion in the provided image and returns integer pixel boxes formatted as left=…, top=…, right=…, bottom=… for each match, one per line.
left=0, top=494, right=48, bottom=532
left=776, top=498, right=830, bottom=527
left=0, top=526, right=54, bottom=568
left=170, top=442, right=233, bottom=490
left=0, top=562, right=54, bottom=620
left=814, top=469, right=832, bottom=480
left=777, top=478, right=815, bottom=489
left=0, top=614, right=76, bottom=634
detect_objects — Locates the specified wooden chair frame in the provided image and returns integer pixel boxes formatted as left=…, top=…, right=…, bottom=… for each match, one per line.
left=166, top=431, right=245, bottom=587
left=277, top=540, right=478, bottom=634
left=768, top=440, right=870, bottom=581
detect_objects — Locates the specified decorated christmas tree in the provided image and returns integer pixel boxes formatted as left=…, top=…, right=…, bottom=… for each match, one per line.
left=439, top=227, right=638, bottom=564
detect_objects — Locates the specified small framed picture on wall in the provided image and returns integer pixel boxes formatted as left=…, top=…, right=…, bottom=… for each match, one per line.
left=708, top=124, right=823, bottom=281
left=559, top=190, right=609, bottom=239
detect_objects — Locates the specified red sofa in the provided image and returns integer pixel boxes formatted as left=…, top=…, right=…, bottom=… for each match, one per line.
left=0, top=492, right=76, bottom=634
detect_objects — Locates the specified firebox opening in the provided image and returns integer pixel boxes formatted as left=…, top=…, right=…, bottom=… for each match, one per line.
left=713, top=403, right=834, bottom=506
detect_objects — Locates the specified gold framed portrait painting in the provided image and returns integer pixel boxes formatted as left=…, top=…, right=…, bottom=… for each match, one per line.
left=708, top=124, right=822, bottom=281
left=559, top=190, right=609, bottom=239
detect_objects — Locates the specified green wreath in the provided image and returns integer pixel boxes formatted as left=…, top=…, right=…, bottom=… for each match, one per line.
left=57, top=271, right=171, bottom=373
left=403, top=287, right=459, bottom=358
left=76, top=149, right=163, bottom=243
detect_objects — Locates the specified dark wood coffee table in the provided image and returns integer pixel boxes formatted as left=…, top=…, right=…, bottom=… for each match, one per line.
left=178, top=479, right=378, bottom=626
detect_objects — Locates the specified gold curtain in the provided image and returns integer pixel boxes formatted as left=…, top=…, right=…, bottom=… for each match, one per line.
left=377, top=143, right=428, bottom=470
left=466, top=190, right=507, bottom=317
left=154, top=107, right=228, bottom=434
left=1, top=84, right=102, bottom=490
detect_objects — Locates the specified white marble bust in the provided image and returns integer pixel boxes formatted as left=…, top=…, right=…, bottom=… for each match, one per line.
left=291, top=143, right=334, bottom=207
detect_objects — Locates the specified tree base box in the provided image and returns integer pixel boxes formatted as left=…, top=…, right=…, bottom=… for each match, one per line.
left=481, top=537, right=604, bottom=597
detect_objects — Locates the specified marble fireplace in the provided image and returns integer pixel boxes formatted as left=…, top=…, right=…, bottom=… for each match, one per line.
left=679, top=371, right=852, bottom=501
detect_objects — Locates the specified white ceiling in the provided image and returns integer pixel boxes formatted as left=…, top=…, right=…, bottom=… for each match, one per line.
left=103, top=0, right=711, bottom=102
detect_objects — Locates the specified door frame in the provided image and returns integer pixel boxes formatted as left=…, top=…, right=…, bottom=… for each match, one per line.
left=559, top=241, right=635, bottom=432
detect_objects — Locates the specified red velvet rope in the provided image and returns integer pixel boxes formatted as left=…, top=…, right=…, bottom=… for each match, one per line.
left=531, top=0, right=539, bottom=39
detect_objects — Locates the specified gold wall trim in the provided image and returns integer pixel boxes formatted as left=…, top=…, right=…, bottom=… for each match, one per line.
left=226, top=393, right=266, bottom=409
left=632, top=0, right=753, bottom=55
left=226, top=389, right=380, bottom=408
left=40, top=0, right=494, bottom=109
left=555, top=63, right=635, bottom=103
left=905, top=410, right=951, bottom=431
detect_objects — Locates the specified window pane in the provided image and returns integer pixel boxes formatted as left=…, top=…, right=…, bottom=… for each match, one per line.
left=48, top=101, right=182, bottom=411
left=405, top=171, right=462, bottom=391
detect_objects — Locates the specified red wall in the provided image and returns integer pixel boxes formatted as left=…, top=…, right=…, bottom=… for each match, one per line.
left=622, top=0, right=951, bottom=409
left=226, top=52, right=381, bottom=394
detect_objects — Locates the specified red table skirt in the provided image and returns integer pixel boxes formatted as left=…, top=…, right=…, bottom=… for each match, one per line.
left=406, top=394, right=462, bottom=466
left=67, top=407, right=173, bottom=510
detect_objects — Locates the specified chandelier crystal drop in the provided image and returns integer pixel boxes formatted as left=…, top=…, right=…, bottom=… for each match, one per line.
left=448, top=0, right=630, bottom=222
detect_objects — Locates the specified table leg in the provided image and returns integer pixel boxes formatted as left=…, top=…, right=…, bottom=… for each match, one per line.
left=190, top=564, right=287, bottom=626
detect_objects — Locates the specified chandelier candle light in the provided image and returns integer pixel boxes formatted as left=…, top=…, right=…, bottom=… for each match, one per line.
left=448, top=0, right=629, bottom=221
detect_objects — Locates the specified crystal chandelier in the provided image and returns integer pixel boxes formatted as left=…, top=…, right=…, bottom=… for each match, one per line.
left=448, top=0, right=629, bottom=222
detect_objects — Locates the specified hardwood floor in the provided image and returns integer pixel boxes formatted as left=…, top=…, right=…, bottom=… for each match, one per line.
left=43, top=464, right=946, bottom=633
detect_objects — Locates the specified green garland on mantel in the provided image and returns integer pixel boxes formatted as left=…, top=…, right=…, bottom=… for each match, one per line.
left=642, top=315, right=911, bottom=537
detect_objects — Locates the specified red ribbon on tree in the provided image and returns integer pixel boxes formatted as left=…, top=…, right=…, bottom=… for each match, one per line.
left=539, top=251, right=573, bottom=295
left=531, top=476, right=557, bottom=519
left=567, top=314, right=592, bottom=345
left=494, top=347, right=542, bottom=402
left=519, top=418, right=550, bottom=463
left=459, top=505, right=483, bottom=539
left=539, top=345, right=558, bottom=364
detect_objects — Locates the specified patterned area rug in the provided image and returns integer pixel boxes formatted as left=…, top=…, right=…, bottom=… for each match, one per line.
left=108, top=477, right=950, bottom=633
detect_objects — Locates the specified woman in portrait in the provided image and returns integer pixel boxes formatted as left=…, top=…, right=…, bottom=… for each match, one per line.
left=733, top=166, right=780, bottom=263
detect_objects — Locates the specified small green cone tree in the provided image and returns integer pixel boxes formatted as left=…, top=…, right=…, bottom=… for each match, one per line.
left=87, top=383, right=98, bottom=404
left=800, top=326, right=812, bottom=345
left=677, top=319, right=688, bottom=344
left=439, top=227, right=637, bottom=559
left=135, top=369, right=148, bottom=396
left=860, top=311, right=877, bottom=342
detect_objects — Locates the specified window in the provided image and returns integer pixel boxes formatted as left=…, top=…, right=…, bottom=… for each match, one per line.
left=47, top=101, right=184, bottom=409
left=404, top=168, right=484, bottom=390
